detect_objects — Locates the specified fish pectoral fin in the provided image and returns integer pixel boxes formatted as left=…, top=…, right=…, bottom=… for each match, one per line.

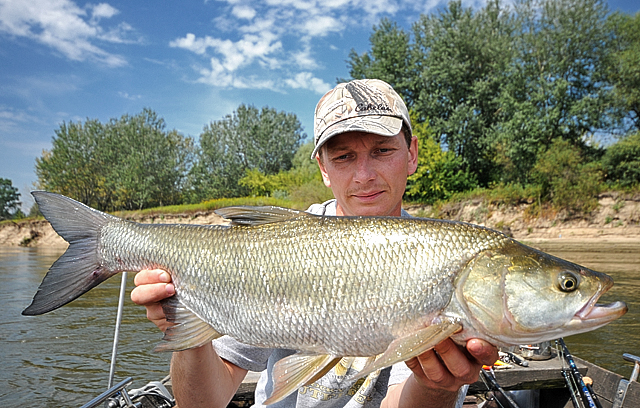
left=153, top=296, right=222, bottom=352
left=264, top=353, right=340, bottom=405
left=352, top=319, right=463, bottom=380
left=215, top=206, right=312, bottom=226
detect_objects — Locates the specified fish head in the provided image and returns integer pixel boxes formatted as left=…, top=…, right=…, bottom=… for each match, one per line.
left=455, top=241, right=627, bottom=345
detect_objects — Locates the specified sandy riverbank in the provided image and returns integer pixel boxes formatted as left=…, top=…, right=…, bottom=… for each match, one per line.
left=1, top=192, right=639, bottom=248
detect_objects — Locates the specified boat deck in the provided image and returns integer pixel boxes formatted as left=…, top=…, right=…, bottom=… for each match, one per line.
left=160, top=354, right=639, bottom=408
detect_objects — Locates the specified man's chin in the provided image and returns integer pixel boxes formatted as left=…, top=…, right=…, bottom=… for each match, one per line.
left=341, top=199, right=400, bottom=217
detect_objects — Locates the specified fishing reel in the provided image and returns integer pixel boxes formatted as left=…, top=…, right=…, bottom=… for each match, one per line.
left=80, top=377, right=175, bottom=408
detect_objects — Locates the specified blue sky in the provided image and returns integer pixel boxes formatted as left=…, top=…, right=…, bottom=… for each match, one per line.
left=1, top=0, right=638, bottom=211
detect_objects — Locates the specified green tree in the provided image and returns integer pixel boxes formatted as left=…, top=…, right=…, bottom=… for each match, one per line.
left=346, top=19, right=414, bottom=104
left=190, top=104, right=305, bottom=201
left=495, top=0, right=616, bottom=183
left=36, top=109, right=193, bottom=211
left=0, top=178, right=21, bottom=220
left=345, top=0, right=621, bottom=189
left=405, top=113, right=475, bottom=203
left=238, top=140, right=331, bottom=200
left=608, top=11, right=640, bottom=131
left=103, top=109, right=193, bottom=210
left=410, top=0, right=514, bottom=186
left=602, top=132, right=640, bottom=187
left=35, top=119, right=107, bottom=208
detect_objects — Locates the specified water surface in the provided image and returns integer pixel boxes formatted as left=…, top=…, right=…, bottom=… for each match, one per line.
left=0, top=247, right=170, bottom=407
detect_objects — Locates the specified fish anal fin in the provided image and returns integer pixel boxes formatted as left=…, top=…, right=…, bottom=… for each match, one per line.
left=303, top=357, right=342, bottom=386
left=264, top=353, right=340, bottom=405
left=154, top=296, right=222, bottom=352
left=353, top=319, right=463, bottom=380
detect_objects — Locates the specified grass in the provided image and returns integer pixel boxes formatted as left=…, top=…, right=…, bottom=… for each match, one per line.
left=112, top=196, right=305, bottom=219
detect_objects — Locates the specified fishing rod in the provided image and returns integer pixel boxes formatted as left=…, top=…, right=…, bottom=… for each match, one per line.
left=108, top=271, right=128, bottom=389
left=559, top=352, right=584, bottom=408
left=557, top=338, right=602, bottom=408
left=480, top=367, right=522, bottom=408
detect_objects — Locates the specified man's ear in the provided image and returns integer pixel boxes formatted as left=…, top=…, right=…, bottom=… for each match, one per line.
left=407, top=136, right=418, bottom=176
left=316, top=153, right=332, bottom=188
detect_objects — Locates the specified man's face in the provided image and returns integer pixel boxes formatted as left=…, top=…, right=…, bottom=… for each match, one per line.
left=316, top=130, right=418, bottom=217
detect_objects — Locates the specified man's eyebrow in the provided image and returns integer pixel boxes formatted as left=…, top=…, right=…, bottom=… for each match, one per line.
left=327, top=137, right=397, bottom=152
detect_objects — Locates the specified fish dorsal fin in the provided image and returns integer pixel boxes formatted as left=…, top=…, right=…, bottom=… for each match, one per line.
left=154, top=296, right=223, bottom=352
left=264, top=353, right=340, bottom=405
left=214, top=206, right=311, bottom=226
left=352, top=318, right=463, bottom=380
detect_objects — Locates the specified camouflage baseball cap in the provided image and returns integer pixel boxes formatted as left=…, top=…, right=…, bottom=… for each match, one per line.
left=311, top=78, right=412, bottom=159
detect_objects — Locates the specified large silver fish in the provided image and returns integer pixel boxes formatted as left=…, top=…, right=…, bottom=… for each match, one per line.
left=23, top=192, right=627, bottom=404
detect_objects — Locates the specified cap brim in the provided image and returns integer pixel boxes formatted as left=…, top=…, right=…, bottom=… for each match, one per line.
left=311, top=116, right=403, bottom=159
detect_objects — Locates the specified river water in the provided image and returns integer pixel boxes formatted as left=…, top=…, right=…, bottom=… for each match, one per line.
left=1, top=242, right=638, bottom=407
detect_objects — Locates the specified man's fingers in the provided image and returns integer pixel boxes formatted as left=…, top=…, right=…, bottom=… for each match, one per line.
left=466, top=339, right=499, bottom=366
left=433, top=339, right=477, bottom=382
left=134, top=269, right=171, bottom=286
left=414, top=348, right=453, bottom=385
left=131, top=282, right=175, bottom=305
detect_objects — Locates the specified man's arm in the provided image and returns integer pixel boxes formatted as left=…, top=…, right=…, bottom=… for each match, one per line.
left=381, top=338, right=498, bottom=408
left=131, top=269, right=248, bottom=408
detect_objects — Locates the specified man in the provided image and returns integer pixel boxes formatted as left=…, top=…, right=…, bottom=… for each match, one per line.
left=131, top=79, right=498, bottom=407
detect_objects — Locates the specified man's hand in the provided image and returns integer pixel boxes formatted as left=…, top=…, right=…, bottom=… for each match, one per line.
left=382, top=338, right=498, bottom=408
left=131, top=269, right=248, bottom=408
left=405, top=338, right=498, bottom=393
left=130, top=269, right=175, bottom=332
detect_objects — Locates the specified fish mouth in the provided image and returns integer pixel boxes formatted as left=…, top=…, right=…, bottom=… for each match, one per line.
left=575, top=300, right=627, bottom=325
left=572, top=272, right=627, bottom=327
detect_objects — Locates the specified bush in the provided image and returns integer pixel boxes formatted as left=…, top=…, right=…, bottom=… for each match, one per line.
left=602, top=132, right=640, bottom=187
left=532, top=139, right=603, bottom=216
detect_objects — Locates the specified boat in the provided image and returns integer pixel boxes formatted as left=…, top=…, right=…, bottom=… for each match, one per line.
left=79, top=347, right=638, bottom=408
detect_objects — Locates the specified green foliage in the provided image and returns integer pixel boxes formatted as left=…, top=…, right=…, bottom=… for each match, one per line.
left=532, top=139, right=603, bottom=215
left=602, top=132, right=640, bottom=186
left=411, top=0, right=513, bottom=185
left=189, top=104, right=305, bottom=202
left=0, top=178, right=21, bottom=220
left=405, top=113, right=475, bottom=203
left=238, top=140, right=334, bottom=207
left=103, top=109, right=194, bottom=210
left=346, top=0, right=621, bottom=188
left=35, top=119, right=106, bottom=207
left=239, top=169, right=281, bottom=197
left=495, top=0, right=615, bottom=183
left=608, top=12, right=640, bottom=130
left=346, top=19, right=414, bottom=103
left=36, top=109, right=193, bottom=211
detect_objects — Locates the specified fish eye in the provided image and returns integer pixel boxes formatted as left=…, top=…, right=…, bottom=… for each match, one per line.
left=558, top=271, right=579, bottom=292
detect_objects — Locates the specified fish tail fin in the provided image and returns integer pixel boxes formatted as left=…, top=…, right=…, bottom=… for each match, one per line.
left=22, top=191, right=119, bottom=316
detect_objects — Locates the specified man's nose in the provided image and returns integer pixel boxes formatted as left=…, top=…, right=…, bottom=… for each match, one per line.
left=353, top=156, right=376, bottom=183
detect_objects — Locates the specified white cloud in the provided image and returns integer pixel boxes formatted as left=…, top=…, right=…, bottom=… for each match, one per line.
left=171, top=31, right=282, bottom=72
left=170, top=0, right=460, bottom=92
left=292, top=44, right=318, bottom=70
left=0, top=0, right=136, bottom=67
left=118, top=91, right=142, bottom=100
left=232, top=5, right=256, bottom=19
left=299, top=15, right=342, bottom=37
left=90, top=3, right=119, bottom=21
left=285, top=72, right=331, bottom=94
